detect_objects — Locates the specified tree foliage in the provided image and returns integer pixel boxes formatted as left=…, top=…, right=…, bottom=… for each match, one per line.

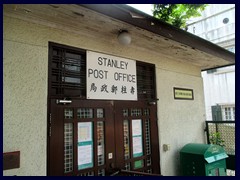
left=153, top=4, right=207, bottom=29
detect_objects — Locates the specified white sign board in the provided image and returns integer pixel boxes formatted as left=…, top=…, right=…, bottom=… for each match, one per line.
left=87, top=51, right=137, bottom=100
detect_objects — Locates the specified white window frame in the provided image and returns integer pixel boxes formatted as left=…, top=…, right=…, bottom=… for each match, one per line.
left=221, top=105, right=235, bottom=121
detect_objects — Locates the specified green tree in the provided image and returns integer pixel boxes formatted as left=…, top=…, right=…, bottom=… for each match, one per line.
left=153, top=4, right=207, bottom=29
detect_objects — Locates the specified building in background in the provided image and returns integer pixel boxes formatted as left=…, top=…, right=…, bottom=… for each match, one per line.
left=187, top=4, right=235, bottom=121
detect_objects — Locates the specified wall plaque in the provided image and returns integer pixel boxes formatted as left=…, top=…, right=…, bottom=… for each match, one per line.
left=3, top=151, right=20, bottom=170
left=174, top=87, right=194, bottom=100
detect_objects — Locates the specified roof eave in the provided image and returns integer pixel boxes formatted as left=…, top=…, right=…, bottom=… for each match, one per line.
left=79, top=4, right=235, bottom=65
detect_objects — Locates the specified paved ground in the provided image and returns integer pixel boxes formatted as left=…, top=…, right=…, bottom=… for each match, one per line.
left=227, top=169, right=235, bottom=176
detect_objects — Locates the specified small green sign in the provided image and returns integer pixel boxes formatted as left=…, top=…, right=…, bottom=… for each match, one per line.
left=134, top=160, right=143, bottom=169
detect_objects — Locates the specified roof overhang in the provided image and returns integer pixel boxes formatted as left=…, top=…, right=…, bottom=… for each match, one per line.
left=80, top=4, right=235, bottom=67
left=3, top=4, right=235, bottom=70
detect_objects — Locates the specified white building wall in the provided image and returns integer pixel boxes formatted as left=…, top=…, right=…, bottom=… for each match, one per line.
left=4, top=15, right=205, bottom=176
left=202, top=66, right=235, bottom=120
left=187, top=4, right=235, bottom=121
left=157, top=69, right=205, bottom=175
left=187, top=4, right=235, bottom=50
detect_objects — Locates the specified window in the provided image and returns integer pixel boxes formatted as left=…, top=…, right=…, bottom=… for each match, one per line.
left=211, top=104, right=235, bottom=121
left=49, top=42, right=156, bottom=101
left=49, top=42, right=86, bottom=98
left=222, top=105, right=235, bottom=121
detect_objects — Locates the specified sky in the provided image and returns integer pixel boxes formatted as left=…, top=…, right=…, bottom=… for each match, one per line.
left=127, top=4, right=153, bottom=16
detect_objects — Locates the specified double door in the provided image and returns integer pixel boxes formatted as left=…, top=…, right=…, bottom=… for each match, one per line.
left=48, top=99, right=160, bottom=176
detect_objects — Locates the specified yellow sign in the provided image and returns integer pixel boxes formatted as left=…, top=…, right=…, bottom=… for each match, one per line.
left=174, top=88, right=194, bottom=100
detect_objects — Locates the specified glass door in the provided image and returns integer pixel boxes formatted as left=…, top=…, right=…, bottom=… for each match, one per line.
left=48, top=99, right=115, bottom=176
left=114, top=100, right=160, bottom=174
left=48, top=99, right=160, bottom=176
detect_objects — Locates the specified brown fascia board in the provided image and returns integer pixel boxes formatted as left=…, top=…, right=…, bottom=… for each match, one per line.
left=79, top=4, right=235, bottom=64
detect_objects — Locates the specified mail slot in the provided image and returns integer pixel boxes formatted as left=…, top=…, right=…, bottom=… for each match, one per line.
left=180, top=143, right=228, bottom=176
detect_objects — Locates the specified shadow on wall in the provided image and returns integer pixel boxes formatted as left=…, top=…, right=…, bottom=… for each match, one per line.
left=174, top=149, right=181, bottom=176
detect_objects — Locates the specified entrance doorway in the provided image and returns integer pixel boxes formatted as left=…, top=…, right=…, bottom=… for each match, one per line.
left=47, top=42, right=160, bottom=176
left=48, top=99, right=159, bottom=176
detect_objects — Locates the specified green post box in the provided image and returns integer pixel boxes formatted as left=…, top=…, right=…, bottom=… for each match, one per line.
left=180, top=143, right=228, bottom=176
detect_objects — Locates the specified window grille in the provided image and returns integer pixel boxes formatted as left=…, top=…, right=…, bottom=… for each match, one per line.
left=136, top=62, right=156, bottom=100
left=49, top=43, right=156, bottom=100
left=49, top=42, right=86, bottom=98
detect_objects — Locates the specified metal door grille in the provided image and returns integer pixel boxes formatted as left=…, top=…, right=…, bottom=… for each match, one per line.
left=64, top=123, right=73, bottom=173
left=145, top=119, right=151, bottom=155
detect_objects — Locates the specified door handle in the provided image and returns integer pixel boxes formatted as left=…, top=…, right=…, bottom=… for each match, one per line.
left=56, top=99, right=72, bottom=104
left=110, top=162, right=115, bottom=169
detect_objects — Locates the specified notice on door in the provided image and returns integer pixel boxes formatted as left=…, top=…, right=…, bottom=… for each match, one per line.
left=132, top=119, right=143, bottom=157
left=86, top=51, right=137, bottom=100
left=78, top=122, right=93, bottom=170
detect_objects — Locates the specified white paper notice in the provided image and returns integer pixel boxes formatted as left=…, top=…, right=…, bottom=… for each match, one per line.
left=133, top=136, right=143, bottom=154
left=132, top=119, right=143, bottom=157
left=78, top=145, right=92, bottom=166
left=78, top=122, right=93, bottom=170
left=132, top=119, right=142, bottom=136
left=78, top=122, right=92, bottom=142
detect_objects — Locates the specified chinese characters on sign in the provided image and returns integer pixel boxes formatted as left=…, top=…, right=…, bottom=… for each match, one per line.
left=87, top=51, right=137, bottom=100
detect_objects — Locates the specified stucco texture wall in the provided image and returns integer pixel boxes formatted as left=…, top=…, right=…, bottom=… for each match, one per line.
left=3, top=30, right=48, bottom=175
left=3, top=15, right=205, bottom=176
left=156, top=68, right=205, bottom=176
